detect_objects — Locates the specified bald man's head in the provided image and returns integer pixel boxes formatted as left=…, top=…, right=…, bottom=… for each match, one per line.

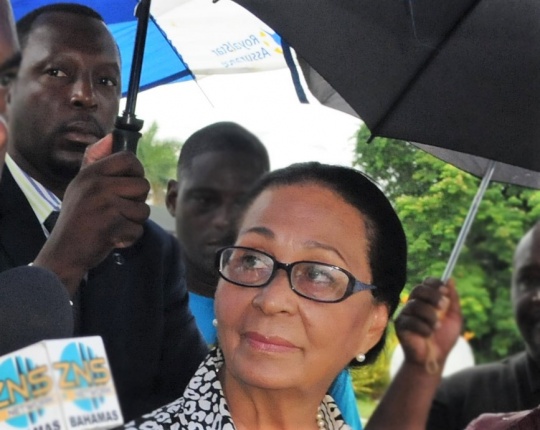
left=512, top=222, right=540, bottom=362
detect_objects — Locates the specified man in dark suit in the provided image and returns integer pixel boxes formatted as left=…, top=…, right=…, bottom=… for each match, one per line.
left=0, top=4, right=207, bottom=421
left=0, top=0, right=19, bottom=176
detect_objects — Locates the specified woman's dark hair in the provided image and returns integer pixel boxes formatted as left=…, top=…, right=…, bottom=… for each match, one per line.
left=242, top=162, right=407, bottom=365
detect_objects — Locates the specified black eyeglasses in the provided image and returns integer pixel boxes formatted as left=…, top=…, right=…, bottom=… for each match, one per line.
left=215, top=246, right=376, bottom=303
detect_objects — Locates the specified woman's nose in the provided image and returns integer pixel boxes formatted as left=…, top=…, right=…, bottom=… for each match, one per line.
left=251, top=269, right=296, bottom=315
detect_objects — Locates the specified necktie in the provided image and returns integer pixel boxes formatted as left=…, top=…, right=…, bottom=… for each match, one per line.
left=44, top=210, right=60, bottom=235
left=43, top=209, right=82, bottom=331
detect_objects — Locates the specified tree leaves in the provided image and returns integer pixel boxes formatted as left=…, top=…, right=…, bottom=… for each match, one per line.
left=136, top=122, right=183, bottom=205
left=354, top=125, right=538, bottom=362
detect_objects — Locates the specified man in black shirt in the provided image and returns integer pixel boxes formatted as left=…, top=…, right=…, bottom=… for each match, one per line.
left=427, top=222, right=540, bottom=430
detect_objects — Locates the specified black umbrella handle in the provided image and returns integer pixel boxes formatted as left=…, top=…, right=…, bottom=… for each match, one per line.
left=112, top=0, right=152, bottom=153
left=113, top=113, right=144, bottom=153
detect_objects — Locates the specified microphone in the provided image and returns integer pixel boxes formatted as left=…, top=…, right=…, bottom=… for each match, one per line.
left=0, top=267, right=123, bottom=430
left=0, top=337, right=124, bottom=430
left=0, top=266, right=74, bottom=356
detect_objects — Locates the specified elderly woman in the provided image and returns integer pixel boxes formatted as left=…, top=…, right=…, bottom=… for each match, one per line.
left=125, top=162, right=413, bottom=429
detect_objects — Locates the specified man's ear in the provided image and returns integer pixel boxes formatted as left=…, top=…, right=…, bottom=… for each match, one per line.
left=165, top=179, right=178, bottom=217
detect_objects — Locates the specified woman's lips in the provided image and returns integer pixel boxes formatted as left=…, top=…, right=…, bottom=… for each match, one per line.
left=244, top=331, right=299, bottom=353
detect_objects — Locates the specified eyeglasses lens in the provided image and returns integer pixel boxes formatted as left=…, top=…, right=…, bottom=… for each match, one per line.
left=220, top=247, right=351, bottom=302
left=220, top=247, right=273, bottom=286
left=291, top=263, right=349, bottom=301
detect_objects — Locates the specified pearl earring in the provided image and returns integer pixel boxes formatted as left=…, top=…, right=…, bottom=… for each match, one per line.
left=212, top=319, right=218, bottom=327
left=356, top=353, right=366, bottom=363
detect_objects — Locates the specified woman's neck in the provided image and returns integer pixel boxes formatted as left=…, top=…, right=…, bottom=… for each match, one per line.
left=220, top=365, right=328, bottom=430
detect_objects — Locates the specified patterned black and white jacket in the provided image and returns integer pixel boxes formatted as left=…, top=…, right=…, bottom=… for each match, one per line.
left=122, top=347, right=350, bottom=430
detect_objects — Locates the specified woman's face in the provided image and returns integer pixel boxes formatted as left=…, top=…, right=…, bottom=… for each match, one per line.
left=215, top=183, right=389, bottom=393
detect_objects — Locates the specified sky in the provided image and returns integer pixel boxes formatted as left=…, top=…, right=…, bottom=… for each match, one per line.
left=118, top=0, right=363, bottom=170
left=126, top=67, right=362, bottom=170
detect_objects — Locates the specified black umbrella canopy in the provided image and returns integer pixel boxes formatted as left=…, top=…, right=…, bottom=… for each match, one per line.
left=300, top=60, right=540, bottom=189
left=232, top=0, right=540, bottom=173
left=232, top=0, right=540, bottom=373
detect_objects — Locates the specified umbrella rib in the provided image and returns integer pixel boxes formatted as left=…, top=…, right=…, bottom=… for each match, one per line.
left=282, top=40, right=309, bottom=103
left=370, top=0, right=484, bottom=138
left=407, top=0, right=420, bottom=41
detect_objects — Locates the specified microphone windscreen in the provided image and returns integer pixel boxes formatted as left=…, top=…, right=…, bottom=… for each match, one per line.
left=0, top=266, right=74, bottom=355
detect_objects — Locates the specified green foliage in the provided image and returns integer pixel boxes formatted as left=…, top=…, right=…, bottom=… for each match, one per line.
left=136, top=122, right=183, bottom=205
left=354, top=125, right=540, bottom=363
left=357, top=396, right=377, bottom=424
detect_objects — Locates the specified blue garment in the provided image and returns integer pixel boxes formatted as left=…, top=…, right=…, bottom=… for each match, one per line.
left=329, top=369, right=363, bottom=430
left=188, top=292, right=217, bottom=345
left=188, top=292, right=362, bottom=429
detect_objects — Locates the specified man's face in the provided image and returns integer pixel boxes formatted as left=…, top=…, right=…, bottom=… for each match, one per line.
left=166, top=150, right=268, bottom=277
left=512, top=225, right=540, bottom=360
left=7, top=11, right=120, bottom=188
left=0, top=0, right=20, bottom=178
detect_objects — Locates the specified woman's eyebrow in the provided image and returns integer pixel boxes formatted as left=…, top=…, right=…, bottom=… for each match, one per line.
left=240, top=226, right=274, bottom=238
left=303, top=239, right=343, bottom=257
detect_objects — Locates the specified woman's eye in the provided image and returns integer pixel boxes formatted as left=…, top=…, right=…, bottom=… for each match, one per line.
left=305, top=266, right=335, bottom=284
left=241, top=254, right=265, bottom=269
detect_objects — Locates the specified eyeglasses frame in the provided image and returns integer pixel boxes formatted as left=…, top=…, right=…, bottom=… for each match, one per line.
left=215, top=246, right=377, bottom=303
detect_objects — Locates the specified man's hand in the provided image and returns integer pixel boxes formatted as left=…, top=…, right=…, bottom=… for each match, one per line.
left=80, top=132, right=115, bottom=167
left=395, top=277, right=462, bottom=371
left=366, top=279, right=462, bottom=430
left=33, top=134, right=150, bottom=295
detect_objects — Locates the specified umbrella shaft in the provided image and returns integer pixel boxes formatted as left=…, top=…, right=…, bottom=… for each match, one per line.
left=125, top=0, right=151, bottom=115
left=441, top=159, right=496, bottom=282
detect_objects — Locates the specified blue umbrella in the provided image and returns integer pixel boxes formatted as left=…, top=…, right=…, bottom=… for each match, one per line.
left=11, top=0, right=194, bottom=96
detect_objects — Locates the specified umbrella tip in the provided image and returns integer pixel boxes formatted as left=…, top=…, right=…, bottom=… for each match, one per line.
left=367, top=134, right=375, bottom=144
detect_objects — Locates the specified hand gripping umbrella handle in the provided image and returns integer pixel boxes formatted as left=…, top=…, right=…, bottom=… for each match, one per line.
left=113, top=0, right=151, bottom=153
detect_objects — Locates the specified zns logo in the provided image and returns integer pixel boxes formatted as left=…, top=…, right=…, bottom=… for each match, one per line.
left=0, top=357, right=52, bottom=428
left=53, top=342, right=110, bottom=412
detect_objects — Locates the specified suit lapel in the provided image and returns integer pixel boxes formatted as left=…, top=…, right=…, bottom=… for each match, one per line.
left=0, top=168, right=46, bottom=269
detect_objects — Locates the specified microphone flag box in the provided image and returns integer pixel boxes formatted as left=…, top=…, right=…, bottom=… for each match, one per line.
left=0, top=336, right=123, bottom=430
